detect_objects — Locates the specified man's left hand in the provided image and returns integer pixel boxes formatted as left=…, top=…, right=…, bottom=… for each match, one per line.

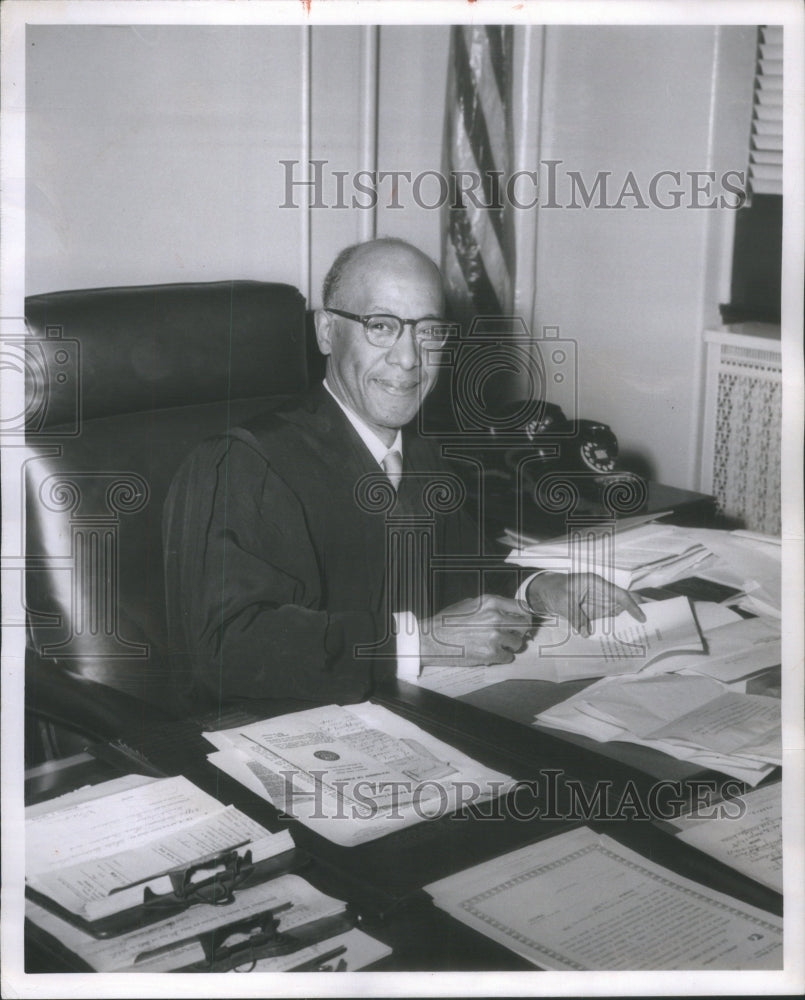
left=525, top=572, right=645, bottom=637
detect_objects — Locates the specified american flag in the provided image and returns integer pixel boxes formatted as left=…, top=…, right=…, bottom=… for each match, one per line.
left=442, top=25, right=515, bottom=324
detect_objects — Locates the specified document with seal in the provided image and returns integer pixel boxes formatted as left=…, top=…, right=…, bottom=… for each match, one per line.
left=203, top=702, right=515, bottom=846
left=426, top=826, right=782, bottom=970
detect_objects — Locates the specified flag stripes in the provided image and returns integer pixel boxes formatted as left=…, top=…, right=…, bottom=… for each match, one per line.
left=443, top=25, right=515, bottom=322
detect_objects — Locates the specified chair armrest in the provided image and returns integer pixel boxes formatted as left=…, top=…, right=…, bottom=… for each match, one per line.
left=25, top=661, right=176, bottom=746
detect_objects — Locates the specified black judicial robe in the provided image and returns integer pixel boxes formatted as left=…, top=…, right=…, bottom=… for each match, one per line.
left=163, top=386, right=496, bottom=711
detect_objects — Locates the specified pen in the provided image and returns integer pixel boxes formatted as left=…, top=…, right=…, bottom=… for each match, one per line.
left=287, top=944, right=348, bottom=972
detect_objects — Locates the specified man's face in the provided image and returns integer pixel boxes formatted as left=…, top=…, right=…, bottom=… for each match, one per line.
left=316, top=246, right=444, bottom=445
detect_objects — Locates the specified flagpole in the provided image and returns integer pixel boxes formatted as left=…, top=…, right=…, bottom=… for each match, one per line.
left=359, top=25, right=379, bottom=243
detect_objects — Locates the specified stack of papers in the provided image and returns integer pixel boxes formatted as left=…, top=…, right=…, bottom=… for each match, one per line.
left=681, top=529, right=782, bottom=618
left=670, top=783, right=782, bottom=894
left=204, top=702, right=515, bottom=847
left=25, top=773, right=394, bottom=971
left=426, top=826, right=782, bottom=970
left=505, top=519, right=782, bottom=621
left=504, top=518, right=711, bottom=590
left=534, top=673, right=780, bottom=784
left=25, top=773, right=294, bottom=922
left=26, top=875, right=361, bottom=972
left=642, top=611, right=781, bottom=683
left=510, top=594, right=704, bottom=682
left=413, top=597, right=758, bottom=697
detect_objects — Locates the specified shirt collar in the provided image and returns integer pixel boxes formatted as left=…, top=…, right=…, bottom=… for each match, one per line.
left=323, top=379, right=403, bottom=466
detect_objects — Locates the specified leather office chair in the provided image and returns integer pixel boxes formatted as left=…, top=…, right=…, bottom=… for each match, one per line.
left=22, top=280, right=308, bottom=760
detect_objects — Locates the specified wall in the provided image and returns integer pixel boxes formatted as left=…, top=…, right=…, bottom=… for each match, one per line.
left=531, top=25, right=756, bottom=487
left=25, top=24, right=755, bottom=489
left=25, top=24, right=448, bottom=305
left=26, top=26, right=309, bottom=295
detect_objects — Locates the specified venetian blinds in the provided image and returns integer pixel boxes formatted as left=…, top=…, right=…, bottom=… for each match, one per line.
left=748, top=25, right=783, bottom=197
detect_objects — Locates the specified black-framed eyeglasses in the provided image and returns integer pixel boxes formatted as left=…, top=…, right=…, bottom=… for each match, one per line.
left=326, top=308, right=452, bottom=348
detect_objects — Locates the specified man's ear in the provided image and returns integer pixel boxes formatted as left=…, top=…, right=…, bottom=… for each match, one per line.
left=314, top=309, right=333, bottom=356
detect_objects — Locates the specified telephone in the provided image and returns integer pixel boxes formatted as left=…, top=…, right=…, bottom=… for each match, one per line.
left=422, top=395, right=621, bottom=498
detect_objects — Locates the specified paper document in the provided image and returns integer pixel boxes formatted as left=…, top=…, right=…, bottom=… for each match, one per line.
left=413, top=599, right=739, bottom=699
left=684, top=529, right=781, bottom=618
left=204, top=702, right=514, bottom=847
left=642, top=614, right=781, bottom=682
left=26, top=775, right=293, bottom=919
left=26, top=874, right=345, bottom=972
left=516, top=595, right=704, bottom=682
left=535, top=673, right=779, bottom=784
left=670, top=783, right=782, bottom=894
left=505, top=522, right=710, bottom=589
left=24, top=773, right=161, bottom=818
left=426, top=826, right=782, bottom=970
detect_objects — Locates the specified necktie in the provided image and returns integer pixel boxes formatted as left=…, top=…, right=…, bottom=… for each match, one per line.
left=382, top=449, right=403, bottom=491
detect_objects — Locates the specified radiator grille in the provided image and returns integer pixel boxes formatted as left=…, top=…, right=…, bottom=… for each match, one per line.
left=702, top=332, right=781, bottom=534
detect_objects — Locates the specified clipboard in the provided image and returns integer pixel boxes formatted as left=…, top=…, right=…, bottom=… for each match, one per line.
left=162, top=908, right=358, bottom=972
left=26, top=844, right=310, bottom=939
left=25, top=890, right=358, bottom=973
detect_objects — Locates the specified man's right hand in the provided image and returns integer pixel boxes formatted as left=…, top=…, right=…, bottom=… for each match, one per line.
left=419, top=595, right=533, bottom=668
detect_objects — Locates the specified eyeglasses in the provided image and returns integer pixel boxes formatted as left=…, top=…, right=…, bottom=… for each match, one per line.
left=326, top=308, right=452, bottom=349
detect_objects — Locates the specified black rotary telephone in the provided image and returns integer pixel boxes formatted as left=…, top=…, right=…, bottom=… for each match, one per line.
left=422, top=394, right=621, bottom=498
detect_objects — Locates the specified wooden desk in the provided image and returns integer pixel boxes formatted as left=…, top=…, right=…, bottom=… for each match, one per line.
left=470, top=477, right=718, bottom=543
left=25, top=696, right=781, bottom=974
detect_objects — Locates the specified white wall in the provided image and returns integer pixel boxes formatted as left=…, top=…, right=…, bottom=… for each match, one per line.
left=531, top=25, right=756, bottom=487
left=25, top=24, right=755, bottom=489
left=25, top=24, right=448, bottom=304
left=26, top=26, right=309, bottom=294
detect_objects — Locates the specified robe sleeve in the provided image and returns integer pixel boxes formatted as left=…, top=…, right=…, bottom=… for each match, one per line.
left=163, top=435, right=396, bottom=708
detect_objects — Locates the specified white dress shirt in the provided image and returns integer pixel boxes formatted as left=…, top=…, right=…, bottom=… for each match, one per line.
left=322, top=380, right=548, bottom=679
left=323, top=380, right=420, bottom=679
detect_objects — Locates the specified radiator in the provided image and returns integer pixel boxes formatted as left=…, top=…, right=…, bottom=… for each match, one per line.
left=700, top=327, right=782, bottom=534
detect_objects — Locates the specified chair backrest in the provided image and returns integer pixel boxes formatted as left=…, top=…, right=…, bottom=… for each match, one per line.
left=24, top=280, right=308, bottom=714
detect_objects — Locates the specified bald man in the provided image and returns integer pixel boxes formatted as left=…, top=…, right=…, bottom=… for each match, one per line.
left=164, top=238, right=641, bottom=712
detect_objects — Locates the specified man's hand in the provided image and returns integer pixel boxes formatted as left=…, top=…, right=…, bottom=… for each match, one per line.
left=526, top=572, right=645, bottom=637
left=419, top=595, right=533, bottom=668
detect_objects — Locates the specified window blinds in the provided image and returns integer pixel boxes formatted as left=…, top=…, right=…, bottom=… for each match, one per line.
left=748, top=25, right=783, bottom=197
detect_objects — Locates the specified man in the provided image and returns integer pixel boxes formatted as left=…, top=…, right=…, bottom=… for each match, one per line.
left=163, top=238, right=642, bottom=712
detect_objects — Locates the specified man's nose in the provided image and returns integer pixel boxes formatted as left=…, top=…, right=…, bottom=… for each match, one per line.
left=386, top=322, right=420, bottom=369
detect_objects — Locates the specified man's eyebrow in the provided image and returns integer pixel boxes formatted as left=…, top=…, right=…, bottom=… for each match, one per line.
left=367, top=307, right=444, bottom=318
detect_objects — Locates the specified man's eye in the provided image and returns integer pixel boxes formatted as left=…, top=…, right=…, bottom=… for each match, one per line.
left=367, top=318, right=395, bottom=335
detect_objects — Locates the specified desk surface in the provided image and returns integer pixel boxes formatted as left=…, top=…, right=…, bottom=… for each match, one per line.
left=474, top=478, right=718, bottom=542
left=25, top=687, right=782, bottom=973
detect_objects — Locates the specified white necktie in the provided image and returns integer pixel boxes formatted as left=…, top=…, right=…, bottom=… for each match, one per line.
left=382, top=449, right=403, bottom=491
